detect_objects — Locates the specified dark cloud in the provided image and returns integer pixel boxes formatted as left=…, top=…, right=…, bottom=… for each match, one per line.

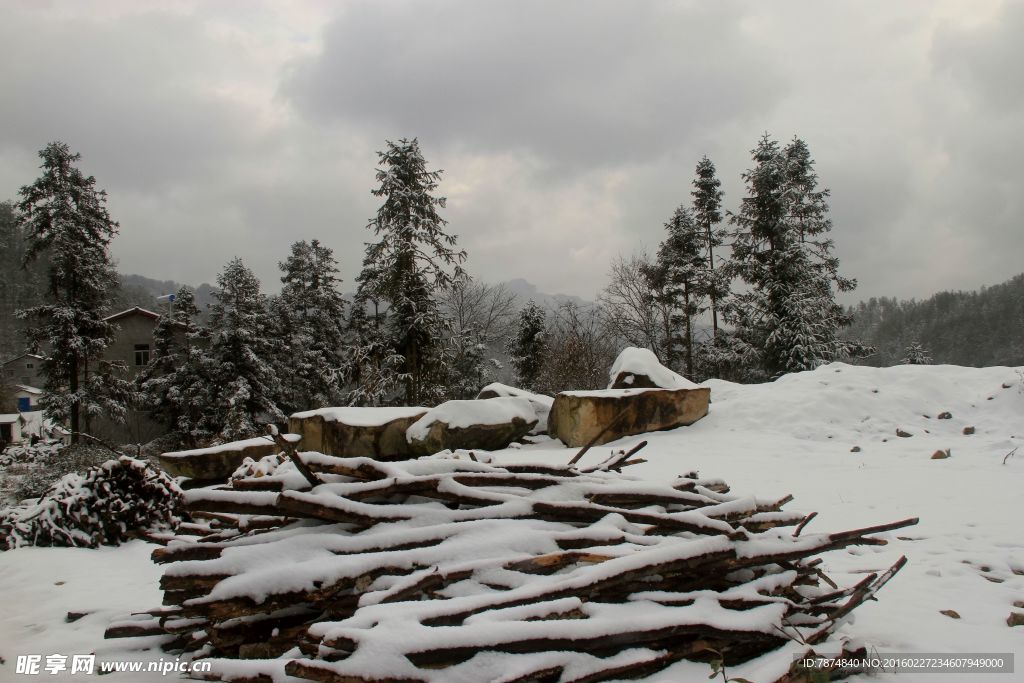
left=0, top=1, right=1020, bottom=304
left=282, top=1, right=788, bottom=171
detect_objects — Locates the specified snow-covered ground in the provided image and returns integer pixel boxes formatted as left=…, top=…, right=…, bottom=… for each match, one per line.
left=1, top=362, right=1021, bottom=682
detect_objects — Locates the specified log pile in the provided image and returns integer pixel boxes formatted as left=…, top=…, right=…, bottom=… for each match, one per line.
left=107, top=438, right=916, bottom=682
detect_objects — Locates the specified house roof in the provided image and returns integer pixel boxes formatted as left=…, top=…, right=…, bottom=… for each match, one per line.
left=14, top=384, right=42, bottom=395
left=103, top=306, right=163, bottom=323
left=1, top=352, right=44, bottom=367
left=0, top=414, right=26, bottom=425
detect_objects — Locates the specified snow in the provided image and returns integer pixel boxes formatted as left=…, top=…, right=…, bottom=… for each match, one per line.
left=289, top=405, right=427, bottom=426
left=2, top=362, right=1021, bottom=681
left=407, top=397, right=538, bottom=441
left=161, top=434, right=297, bottom=459
left=477, top=382, right=554, bottom=432
left=609, top=346, right=701, bottom=389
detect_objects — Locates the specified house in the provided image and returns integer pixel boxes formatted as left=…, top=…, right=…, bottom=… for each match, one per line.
left=1, top=305, right=184, bottom=444
left=0, top=353, right=44, bottom=388
left=12, top=385, right=42, bottom=413
left=102, top=307, right=165, bottom=377
left=0, top=413, right=26, bottom=445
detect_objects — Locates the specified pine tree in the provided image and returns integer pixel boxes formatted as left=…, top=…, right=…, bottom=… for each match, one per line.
left=16, top=142, right=129, bottom=441
left=644, top=206, right=711, bottom=377
left=900, top=341, right=933, bottom=365
left=136, top=287, right=214, bottom=446
left=339, top=294, right=409, bottom=406
left=507, top=300, right=547, bottom=391
left=207, top=258, right=284, bottom=440
left=727, top=134, right=859, bottom=378
left=275, top=239, right=347, bottom=412
left=355, top=138, right=466, bottom=405
left=691, top=156, right=727, bottom=340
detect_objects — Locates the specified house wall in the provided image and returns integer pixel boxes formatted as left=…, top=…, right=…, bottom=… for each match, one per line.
left=0, top=356, right=43, bottom=388
left=103, top=315, right=159, bottom=378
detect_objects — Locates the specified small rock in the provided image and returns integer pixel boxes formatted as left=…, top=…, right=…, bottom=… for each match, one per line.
left=962, top=425, right=975, bottom=435
left=1007, top=612, right=1024, bottom=627
left=850, top=446, right=861, bottom=453
left=896, top=428, right=913, bottom=438
left=987, top=396, right=994, bottom=400
left=54, top=581, right=65, bottom=586
left=939, top=609, right=961, bottom=619
left=66, top=611, right=90, bottom=623
left=1003, top=382, right=1014, bottom=389
left=938, top=411, right=952, bottom=420
left=931, top=449, right=951, bottom=459
left=1014, top=600, right=1024, bottom=609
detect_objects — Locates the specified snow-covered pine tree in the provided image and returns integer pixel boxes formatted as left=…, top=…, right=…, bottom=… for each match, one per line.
left=691, top=156, right=728, bottom=340
left=16, top=142, right=130, bottom=442
left=727, top=134, right=859, bottom=378
left=901, top=341, right=933, bottom=365
left=275, top=239, right=347, bottom=412
left=507, top=300, right=547, bottom=391
left=356, top=138, right=467, bottom=405
left=207, top=258, right=284, bottom=441
left=339, top=293, right=409, bottom=407
left=136, top=287, right=215, bottom=446
left=645, top=205, right=711, bottom=378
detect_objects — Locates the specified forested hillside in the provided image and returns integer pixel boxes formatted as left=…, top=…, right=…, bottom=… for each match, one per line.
left=846, top=273, right=1024, bottom=367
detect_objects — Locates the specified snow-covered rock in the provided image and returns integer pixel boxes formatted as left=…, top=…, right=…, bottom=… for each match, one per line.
left=289, top=406, right=428, bottom=460
left=159, top=435, right=295, bottom=480
left=608, top=346, right=700, bottom=389
left=476, top=382, right=554, bottom=433
left=406, top=397, right=538, bottom=455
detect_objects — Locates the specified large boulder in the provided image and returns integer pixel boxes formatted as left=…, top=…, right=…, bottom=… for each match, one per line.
left=159, top=435, right=294, bottom=481
left=406, top=397, right=538, bottom=455
left=476, top=383, right=554, bottom=433
left=288, top=407, right=428, bottom=460
left=608, top=346, right=700, bottom=390
left=548, top=387, right=710, bottom=447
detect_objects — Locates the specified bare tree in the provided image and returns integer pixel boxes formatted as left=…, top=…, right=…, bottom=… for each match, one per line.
left=441, top=277, right=519, bottom=346
left=598, top=253, right=669, bottom=361
left=535, top=301, right=618, bottom=395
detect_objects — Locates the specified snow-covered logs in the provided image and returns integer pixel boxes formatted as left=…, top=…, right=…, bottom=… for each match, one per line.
left=107, top=446, right=915, bottom=682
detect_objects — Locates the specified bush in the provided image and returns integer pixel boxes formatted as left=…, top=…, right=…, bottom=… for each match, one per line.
left=0, top=456, right=183, bottom=549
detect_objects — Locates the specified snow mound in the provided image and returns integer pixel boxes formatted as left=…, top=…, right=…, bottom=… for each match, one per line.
left=289, top=406, right=428, bottom=426
left=406, top=397, right=538, bottom=442
left=608, top=347, right=700, bottom=389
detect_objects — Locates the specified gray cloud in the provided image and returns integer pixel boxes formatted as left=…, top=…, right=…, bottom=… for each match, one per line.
left=0, top=0, right=1020, bottom=305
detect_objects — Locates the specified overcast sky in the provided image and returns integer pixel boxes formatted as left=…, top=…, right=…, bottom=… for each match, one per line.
left=1, top=0, right=1020, bottom=303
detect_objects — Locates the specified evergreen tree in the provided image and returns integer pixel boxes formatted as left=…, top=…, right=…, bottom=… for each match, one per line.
left=16, top=142, right=129, bottom=441
left=275, top=239, right=347, bottom=412
left=691, top=156, right=727, bottom=340
left=136, top=287, right=214, bottom=446
left=900, top=341, right=933, bottom=365
left=339, top=294, right=409, bottom=406
left=355, top=138, right=466, bottom=405
left=507, top=300, right=547, bottom=391
left=644, top=206, right=711, bottom=377
left=727, top=134, right=859, bottom=377
left=207, top=258, right=284, bottom=440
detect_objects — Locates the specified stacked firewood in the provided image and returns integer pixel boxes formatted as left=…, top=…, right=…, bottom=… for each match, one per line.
left=107, top=437, right=916, bottom=682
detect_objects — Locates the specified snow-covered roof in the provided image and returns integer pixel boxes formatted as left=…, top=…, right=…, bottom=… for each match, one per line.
left=14, top=384, right=42, bottom=395
left=1, top=352, right=44, bottom=367
left=103, top=306, right=162, bottom=323
left=0, top=414, right=26, bottom=425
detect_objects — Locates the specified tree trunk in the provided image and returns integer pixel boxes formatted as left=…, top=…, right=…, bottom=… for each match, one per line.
left=684, top=288, right=693, bottom=378
left=69, top=356, right=80, bottom=444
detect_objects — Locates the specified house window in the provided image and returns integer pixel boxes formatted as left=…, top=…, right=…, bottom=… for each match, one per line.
left=25, top=363, right=34, bottom=369
left=134, top=344, right=151, bottom=366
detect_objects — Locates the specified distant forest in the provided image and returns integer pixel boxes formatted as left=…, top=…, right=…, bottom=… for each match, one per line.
left=845, top=273, right=1024, bottom=367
